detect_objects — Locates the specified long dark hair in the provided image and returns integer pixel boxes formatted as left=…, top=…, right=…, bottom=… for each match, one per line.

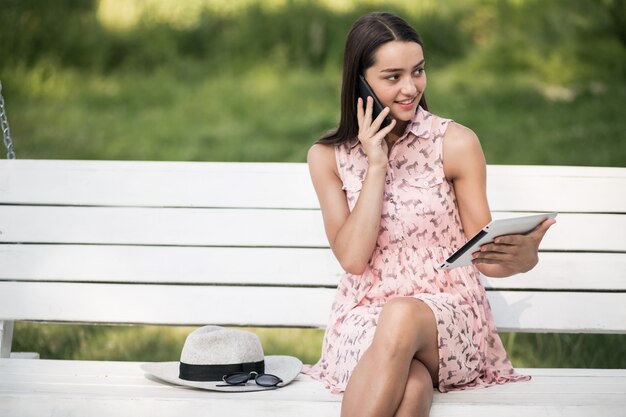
left=317, top=12, right=428, bottom=146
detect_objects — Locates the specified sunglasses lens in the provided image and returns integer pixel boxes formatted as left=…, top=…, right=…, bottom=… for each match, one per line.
left=224, top=373, right=249, bottom=385
left=255, top=374, right=282, bottom=387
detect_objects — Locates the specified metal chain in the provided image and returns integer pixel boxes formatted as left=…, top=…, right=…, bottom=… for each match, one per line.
left=0, top=80, right=17, bottom=159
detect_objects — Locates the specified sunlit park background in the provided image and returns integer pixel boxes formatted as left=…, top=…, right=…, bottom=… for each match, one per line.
left=2, top=0, right=625, bottom=368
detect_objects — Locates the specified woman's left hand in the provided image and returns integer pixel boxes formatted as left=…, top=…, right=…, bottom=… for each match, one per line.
left=472, top=218, right=556, bottom=274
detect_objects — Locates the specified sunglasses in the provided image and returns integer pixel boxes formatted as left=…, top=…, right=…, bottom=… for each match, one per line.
left=218, top=371, right=283, bottom=388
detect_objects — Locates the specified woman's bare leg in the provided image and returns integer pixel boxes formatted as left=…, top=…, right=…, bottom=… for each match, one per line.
left=393, top=359, right=434, bottom=417
left=340, top=297, right=439, bottom=417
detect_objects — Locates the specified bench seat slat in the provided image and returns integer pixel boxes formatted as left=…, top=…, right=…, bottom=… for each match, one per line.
left=1, top=282, right=624, bottom=332
left=1, top=396, right=621, bottom=417
left=4, top=366, right=626, bottom=392
left=4, top=358, right=626, bottom=378
left=1, top=367, right=625, bottom=398
left=2, top=206, right=624, bottom=251
left=1, top=244, right=625, bottom=291
left=1, top=359, right=624, bottom=417
left=2, top=160, right=625, bottom=213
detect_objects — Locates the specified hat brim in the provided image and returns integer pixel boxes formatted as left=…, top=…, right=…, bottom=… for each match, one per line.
left=141, top=355, right=302, bottom=392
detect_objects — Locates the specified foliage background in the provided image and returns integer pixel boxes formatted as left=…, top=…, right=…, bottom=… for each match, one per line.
left=2, top=0, right=625, bottom=367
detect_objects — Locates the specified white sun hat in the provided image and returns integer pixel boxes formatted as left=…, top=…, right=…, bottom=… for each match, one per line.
left=141, top=326, right=302, bottom=392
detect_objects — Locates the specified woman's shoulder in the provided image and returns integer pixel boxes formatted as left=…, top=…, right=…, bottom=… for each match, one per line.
left=307, top=142, right=336, bottom=164
left=307, top=142, right=340, bottom=176
left=443, top=121, right=481, bottom=153
left=307, top=142, right=345, bottom=192
left=442, top=121, right=486, bottom=181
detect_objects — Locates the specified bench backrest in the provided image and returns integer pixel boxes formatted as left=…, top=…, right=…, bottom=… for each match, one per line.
left=1, top=160, right=625, bottom=349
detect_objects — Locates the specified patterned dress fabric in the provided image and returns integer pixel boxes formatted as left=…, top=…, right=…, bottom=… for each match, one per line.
left=302, top=107, right=530, bottom=394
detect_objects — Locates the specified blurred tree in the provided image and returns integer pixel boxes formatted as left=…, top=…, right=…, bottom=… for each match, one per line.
left=608, top=0, right=626, bottom=47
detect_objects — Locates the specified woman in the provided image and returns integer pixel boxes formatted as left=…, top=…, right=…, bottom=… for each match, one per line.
left=302, top=11, right=555, bottom=417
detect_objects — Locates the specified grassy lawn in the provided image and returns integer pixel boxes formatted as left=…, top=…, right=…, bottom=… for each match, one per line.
left=13, top=323, right=626, bottom=369
left=5, top=62, right=625, bottom=166
left=13, top=324, right=325, bottom=364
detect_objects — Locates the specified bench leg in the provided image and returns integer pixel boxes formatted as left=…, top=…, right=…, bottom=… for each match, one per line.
left=0, top=320, right=14, bottom=358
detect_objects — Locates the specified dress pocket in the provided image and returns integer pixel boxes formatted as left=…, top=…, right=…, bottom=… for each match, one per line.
left=409, top=176, right=445, bottom=189
left=398, top=175, right=447, bottom=215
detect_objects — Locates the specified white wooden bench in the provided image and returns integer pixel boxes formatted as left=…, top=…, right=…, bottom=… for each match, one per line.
left=0, top=159, right=625, bottom=417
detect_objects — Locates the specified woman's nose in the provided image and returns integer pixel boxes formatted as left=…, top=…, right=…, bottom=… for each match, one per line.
left=400, top=76, right=417, bottom=96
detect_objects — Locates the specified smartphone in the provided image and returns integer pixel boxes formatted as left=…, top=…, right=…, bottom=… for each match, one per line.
left=357, top=75, right=393, bottom=129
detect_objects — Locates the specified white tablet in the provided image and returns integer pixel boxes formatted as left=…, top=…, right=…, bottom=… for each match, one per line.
left=438, top=212, right=558, bottom=270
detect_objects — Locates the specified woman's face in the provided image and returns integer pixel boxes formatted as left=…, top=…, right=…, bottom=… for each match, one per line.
left=363, top=40, right=426, bottom=124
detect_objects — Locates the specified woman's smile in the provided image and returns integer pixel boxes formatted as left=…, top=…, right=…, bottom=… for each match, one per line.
left=394, top=96, right=417, bottom=110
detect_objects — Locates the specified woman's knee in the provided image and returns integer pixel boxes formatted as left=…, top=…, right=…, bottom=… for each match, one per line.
left=379, top=298, right=434, bottom=334
left=373, top=298, right=434, bottom=355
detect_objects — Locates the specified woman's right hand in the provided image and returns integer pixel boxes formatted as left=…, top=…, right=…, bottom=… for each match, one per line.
left=356, top=96, right=396, bottom=168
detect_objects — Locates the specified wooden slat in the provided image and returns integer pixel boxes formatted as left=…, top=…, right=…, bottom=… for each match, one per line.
left=1, top=282, right=624, bottom=332
left=490, top=211, right=626, bottom=252
left=0, top=282, right=335, bottom=328
left=486, top=165, right=626, bottom=213
left=0, top=206, right=328, bottom=247
left=1, top=394, right=621, bottom=417
left=5, top=357, right=626, bottom=378
left=1, top=394, right=622, bottom=417
left=0, top=359, right=624, bottom=417
left=486, top=291, right=626, bottom=333
left=0, top=160, right=319, bottom=209
left=2, top=360, right=624, bottom=397
left=1, top=245, right=625, bottom=291
left=0, top=244, right=342, bottom=286
left=1, top=206, right=624, bottom=251
left=482, top=252, right=626, bottom=291
left=1, top=160, right=625, bottom=213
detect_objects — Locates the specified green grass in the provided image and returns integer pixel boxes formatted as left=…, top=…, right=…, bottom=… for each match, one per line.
left=429, top=70, right=626, bottom=167
left=13, top=323, right=326, bottom=365
left=5, top=61, right=625, bottom=166
left=501, top=332, right=626, bottom=369
left=13, top=323, right=626, bottom=369
left=5, top=63, right=340, bottom=162
left=3, top=1, right=625, bottom=165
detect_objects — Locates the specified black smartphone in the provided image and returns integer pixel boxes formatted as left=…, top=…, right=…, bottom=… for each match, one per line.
left=357, top=75, right=392, bottom=129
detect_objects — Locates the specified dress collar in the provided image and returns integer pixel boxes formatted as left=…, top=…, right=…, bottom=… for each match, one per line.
left=396, top=106, right=433, bottom=143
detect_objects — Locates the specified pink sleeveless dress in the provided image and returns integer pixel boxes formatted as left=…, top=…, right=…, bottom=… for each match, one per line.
left=302, top=107, right=530, bottom=394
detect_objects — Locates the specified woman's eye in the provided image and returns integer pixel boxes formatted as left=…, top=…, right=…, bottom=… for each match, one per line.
left=414, top=68, right=424, bottom=76
left=386, top=75, right=399, bottom=81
